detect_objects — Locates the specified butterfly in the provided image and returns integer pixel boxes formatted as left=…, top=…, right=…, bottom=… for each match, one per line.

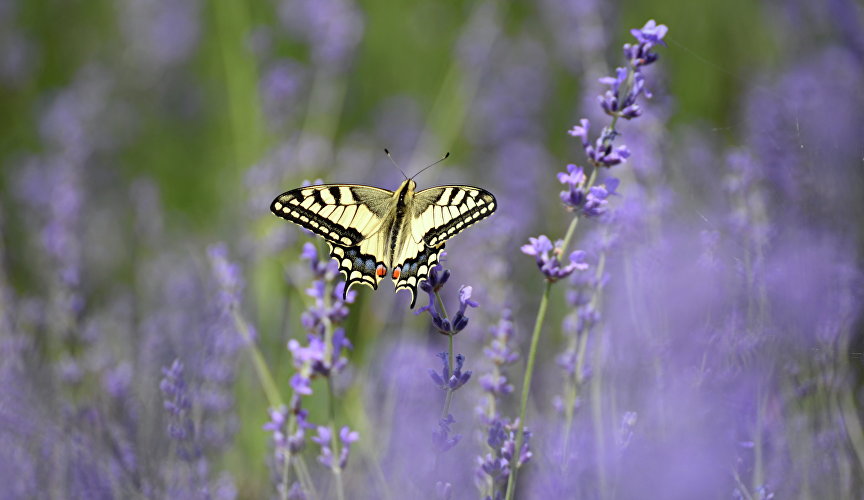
left=270, top=177, right=496, bottom=307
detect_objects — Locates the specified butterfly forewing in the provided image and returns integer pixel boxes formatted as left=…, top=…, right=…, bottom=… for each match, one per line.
left=409, top=186, right=497, bottom=247
left=270, top=185, right=392, bottom=245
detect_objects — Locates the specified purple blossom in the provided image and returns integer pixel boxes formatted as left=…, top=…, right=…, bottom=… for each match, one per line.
left=521, top=236, right=589, bottom=282
left=432, top=414, right=462, bottom=453
left=160, top=360, right=199, bottom=462
left=417, top=264, right=478, bottom=336
left=429, top=352, right=472, bottom=392
left=557, top=163, right=620, bottom=216
left=312, top=425, right=359, bottom=469
left=477, top=419, right=532, bottom=488
left=625, top=20, right=668, bottom=67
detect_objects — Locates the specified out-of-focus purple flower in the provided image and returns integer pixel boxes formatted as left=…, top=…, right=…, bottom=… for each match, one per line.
left=616, top=411, right=638, bottom=450
left=583, top=179, right=620, bottom=217
left=160, top=359, right=200, bottom=462
left=288, top=328, right=352, bottom=379
left=484, top=309, right=520, bottom=366
left=260, top=59, right=306, bottom=129
left=312, top=425, right=358, bottom=469
left=118, top=0, right=202, bottom=71
left=435, top=481, right=453, bottom=500
left=477, top=418, right=532, bottom=491
left=521, top=236, right=589, bottom=282
left=277, top=0, right=364, bottom=68
left=207, top=243, right=244, bottom=308
left=432, top=414, right=462, bottom=453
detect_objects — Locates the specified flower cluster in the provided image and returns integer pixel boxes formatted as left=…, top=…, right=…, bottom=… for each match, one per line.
left=311, top=425, right=359, bottom=469
left=416, top=261, right=480, bottom=336
left=263, top=406, right=309, bottom=465
left=475, top=309, right=524, bottom=499
left=159, top=359, right=199, bottom=462
left=299, top=243, right=355, bottom=335
left=520, top=236, right=589, bottom=282
left=478, top=309, right=519, bottom=402
left=429, top=352, right=473, bottom=392
left=269, top=238, right=358, bottom=492
left=558, top=163, right=621, bottom=216
left=558, top=20, right=666, bottom=212
left=288, top=243, right=355, bottom=396
left=477, top=419, right=532, bottom=490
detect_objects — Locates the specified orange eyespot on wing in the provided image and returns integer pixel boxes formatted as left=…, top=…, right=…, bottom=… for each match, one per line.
left=376, top=264, right=387, bottom=278
left=392, top=267, right=401, bottom=280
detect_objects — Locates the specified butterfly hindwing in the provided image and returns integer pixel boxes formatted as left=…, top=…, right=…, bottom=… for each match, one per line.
left=392, top=242, right=444, bottom=308
left=328, top=242, right=387, bottom=296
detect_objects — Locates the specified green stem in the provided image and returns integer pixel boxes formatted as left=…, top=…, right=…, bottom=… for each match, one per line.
left=433, top=290, right=457, bottom=419
left=327, top=377, right=346, bottom=500
left=504, top=280, right=552, bottom=500
left=232, top=309, right=283, bottom=409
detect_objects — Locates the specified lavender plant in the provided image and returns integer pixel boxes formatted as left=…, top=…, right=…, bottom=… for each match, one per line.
left=416, top=259, right=479, bottom=484
left=504, top=20, right=668, bottom=498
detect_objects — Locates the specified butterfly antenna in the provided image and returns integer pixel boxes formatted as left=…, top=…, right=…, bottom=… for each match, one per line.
left=385, top=148, right=409, bottom=180
left=410, top=152, right=450, bottom=180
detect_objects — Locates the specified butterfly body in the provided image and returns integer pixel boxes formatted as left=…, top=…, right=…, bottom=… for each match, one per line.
left=271, top=179, right=496, bottom=307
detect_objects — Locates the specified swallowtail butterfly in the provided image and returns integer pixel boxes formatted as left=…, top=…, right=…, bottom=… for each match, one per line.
left=271, top=176, right=496, bottom=307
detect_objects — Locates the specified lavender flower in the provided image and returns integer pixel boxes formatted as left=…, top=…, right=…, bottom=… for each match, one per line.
left=432, top=414, right=462, bottom=453
left=568, top=120, right=631, bottom=168
left=520, top=236, right=589, bottom=282
left=312, top=425, right=359, bottom=469
left=478, top=309, right=520, bottom=407
left=160, top=359, right=199, bottom=462
left=478, top=419, right=532, bottom=489
left=558, top=163, right=620, bottom=216
left=625, top=19, right=668, bottom=67
left=429, top=352, right=473, bottom=392
left=416, top=264, right=478, bottom=336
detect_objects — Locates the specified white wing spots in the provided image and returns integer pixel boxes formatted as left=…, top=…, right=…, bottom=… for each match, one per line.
left=274, top=202, right=283, bottom=211
left=289, top=198, right=301, bottom=206
left=350, top=270, right=363, bottom=281
left=466, top=197, right=477, bottom=209
left=300, top=215, right=309, bottom=223
left=341, top=236, right=351, bottom=244
left=310, top=221, right=320, bottom=228
left=282, top=206, right=291, bottom=214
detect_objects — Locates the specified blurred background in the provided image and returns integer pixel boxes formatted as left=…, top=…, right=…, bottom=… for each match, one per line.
left=1, top=0, right=863, bottom=498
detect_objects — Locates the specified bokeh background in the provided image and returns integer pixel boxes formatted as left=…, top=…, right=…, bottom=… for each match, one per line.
left=1, top=0, right=863, bottom=498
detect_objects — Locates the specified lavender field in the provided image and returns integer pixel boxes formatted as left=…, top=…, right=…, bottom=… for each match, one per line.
left=1, top=0, right=863, bottom=498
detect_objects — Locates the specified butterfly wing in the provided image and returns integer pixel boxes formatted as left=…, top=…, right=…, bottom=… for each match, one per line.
left=271, top=184, right=395, bottom=295
left=392, top=185, right=497, bottom=306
